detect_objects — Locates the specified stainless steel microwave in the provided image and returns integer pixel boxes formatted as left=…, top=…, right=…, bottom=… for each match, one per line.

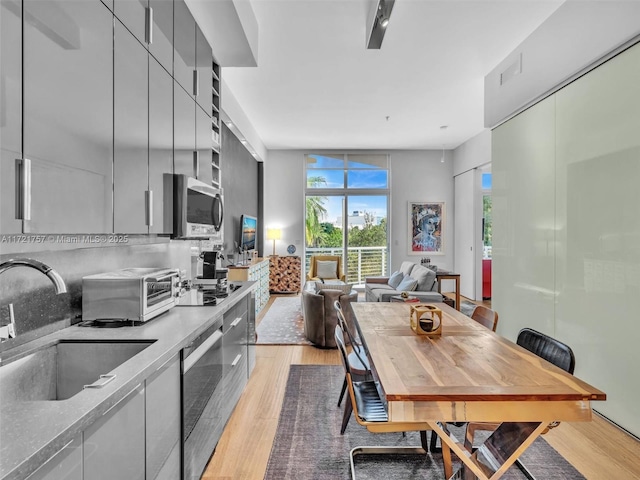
left=166, top=174, right=224, bottom=242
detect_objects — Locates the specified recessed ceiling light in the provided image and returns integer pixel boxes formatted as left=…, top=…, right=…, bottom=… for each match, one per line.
left=227, top=122, right=234, bottom=128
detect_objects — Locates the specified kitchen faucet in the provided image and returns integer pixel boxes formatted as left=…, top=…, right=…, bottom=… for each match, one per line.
left=0, top=258, right=67, bottom=340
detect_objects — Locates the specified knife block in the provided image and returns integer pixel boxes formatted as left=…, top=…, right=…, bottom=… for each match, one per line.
left=409, top=304, right=442, bottom=336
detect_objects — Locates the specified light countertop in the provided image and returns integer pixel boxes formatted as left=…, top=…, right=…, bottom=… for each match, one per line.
left=0, top=282, right=256, bottom=480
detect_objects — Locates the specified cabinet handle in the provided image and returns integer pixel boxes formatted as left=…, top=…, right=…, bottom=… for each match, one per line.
left=193, top=151, right=199, bottom=178
left=145, top=190, right=153, bottom=226
left=184, top=329, right=223, bottom=373
left=230, top=317, right=242, bottom=328
left=193, top=70, right=199, bottom=97
left=231, top=354, right=242, bottom=367
left=15, top=158, right=31, bottom=220
left=145, top=7, right=153, bottom=44
left=83, top=374, right=116, bottom=390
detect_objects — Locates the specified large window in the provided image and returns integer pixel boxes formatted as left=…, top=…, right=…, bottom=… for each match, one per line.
left=305, top=154, right=389, bottom=285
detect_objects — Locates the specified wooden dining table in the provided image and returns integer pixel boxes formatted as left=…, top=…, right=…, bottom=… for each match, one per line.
left=350, top=302, right=606, bottom=480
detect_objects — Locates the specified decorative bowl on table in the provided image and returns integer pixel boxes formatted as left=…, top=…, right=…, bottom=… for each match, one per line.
left=409, top=304, right=442, bottom=336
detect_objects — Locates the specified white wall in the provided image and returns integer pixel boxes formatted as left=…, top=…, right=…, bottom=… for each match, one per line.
left=263, top=150, right=305, bottom=256
left=264, top=149, right=455, bottom=285
left=389, top=150, right=454, bottom=273
left=485, top=1, right=640, bottom=128
left=221, top=80, right=268, bottom=162
left=453, top=129, right=492, bottom=300
left=453, top=129, right=491, bottom=176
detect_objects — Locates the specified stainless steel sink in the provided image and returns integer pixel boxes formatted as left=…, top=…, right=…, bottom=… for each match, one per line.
left=0, top=340, right=154, bottom=402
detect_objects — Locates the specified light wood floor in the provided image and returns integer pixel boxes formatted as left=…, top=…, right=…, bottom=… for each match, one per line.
left=202, top=295, right=640, bottom=480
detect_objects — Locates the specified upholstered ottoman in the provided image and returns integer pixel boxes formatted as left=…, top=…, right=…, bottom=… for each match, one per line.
left=301, top=283, right=357, bottom=348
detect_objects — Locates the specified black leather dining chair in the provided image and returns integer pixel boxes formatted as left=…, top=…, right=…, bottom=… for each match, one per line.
left=462, top=327, right=576, bottom=480
left=515, top=327, right=575, bottom=374
left=334, top=324, right=435, bottom=479
left=333, top=300, right=371, bottom=433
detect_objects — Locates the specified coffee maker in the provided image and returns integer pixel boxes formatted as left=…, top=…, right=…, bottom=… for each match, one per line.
left=197, top=251, right=229, bottom=296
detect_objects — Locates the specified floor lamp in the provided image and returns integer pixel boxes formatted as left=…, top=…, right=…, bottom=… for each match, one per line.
left=266, top=228, right=282, bottom=256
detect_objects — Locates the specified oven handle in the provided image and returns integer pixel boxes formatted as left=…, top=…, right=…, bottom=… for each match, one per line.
left=184, top=328, right=223, bottom=373
left=145, top=269, right=180, bottom=283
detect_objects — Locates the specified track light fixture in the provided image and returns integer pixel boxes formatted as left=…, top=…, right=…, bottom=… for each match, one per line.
left=366, top=0, right=395, bottom=49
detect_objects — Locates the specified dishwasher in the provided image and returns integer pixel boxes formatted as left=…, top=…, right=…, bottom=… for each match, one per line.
left=182, top=317, right=224, bottom=479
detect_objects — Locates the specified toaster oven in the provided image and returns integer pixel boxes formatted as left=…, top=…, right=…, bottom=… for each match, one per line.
left=82, top=268, right=182, bottom=322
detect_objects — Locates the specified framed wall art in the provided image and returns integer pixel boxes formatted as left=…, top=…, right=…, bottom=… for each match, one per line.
left=408, top=201, right=444, bottom=255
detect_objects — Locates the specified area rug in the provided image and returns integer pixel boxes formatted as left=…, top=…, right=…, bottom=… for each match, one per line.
left=264, top=365, right=586, bottom=480
left=256, top=296, right=312, bottom=345
left=460, top=300, right=477, bottom=316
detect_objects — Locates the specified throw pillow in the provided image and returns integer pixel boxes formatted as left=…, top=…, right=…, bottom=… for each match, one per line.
left=397, top=274, right=418, bottom=292
left=318, top=284, right=353, bottom=295
left=411, top=264, right=437, bottom=291
left=387, top=271, right=404, bottom=289
left=316, top=260, right=338, bottom=279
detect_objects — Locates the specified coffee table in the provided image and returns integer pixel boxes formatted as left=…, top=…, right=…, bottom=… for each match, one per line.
left=390, top=295, right=419, bottom=303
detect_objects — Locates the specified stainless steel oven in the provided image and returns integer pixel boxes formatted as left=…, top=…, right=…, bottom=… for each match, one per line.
left=182, top=317, right=225, bottom=479
left=82, top=268, right=181, bottom=323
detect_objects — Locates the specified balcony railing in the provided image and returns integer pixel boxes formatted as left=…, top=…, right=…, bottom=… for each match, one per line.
left=305, top=246, right=388, bottom=285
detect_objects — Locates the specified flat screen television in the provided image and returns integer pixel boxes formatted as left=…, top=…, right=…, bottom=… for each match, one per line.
left=239, top=214, right=257, bottom=252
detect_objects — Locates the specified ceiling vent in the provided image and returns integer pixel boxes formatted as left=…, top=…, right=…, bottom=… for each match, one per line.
left=366, top=0, right=395, bottom=49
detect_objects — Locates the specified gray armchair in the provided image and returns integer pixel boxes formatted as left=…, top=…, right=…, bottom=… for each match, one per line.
left=301, top=287, right=357, bottom=348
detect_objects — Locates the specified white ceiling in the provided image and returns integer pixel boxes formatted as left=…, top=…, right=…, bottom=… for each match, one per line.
left=222, top=0, right=564, bottom=151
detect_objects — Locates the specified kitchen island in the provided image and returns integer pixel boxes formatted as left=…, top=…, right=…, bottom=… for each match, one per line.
left=0, top=282, right=256, bottom=480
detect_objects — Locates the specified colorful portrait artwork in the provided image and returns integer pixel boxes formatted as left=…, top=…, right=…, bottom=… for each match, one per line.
left=409, top=202, right=444, bottom=255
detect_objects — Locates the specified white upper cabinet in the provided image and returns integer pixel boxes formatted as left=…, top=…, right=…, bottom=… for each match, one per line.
left=23, top=0, right=114, bottom=234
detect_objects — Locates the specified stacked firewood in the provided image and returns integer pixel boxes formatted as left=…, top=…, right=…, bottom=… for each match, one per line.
left=269, top=256, right=301, bottom=293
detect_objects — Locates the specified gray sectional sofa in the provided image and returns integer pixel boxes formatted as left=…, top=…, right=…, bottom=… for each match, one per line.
left=365, top=261, right=443, bottom=302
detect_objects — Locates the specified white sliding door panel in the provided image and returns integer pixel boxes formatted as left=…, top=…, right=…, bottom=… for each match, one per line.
left=555, top=42, right=640, bottom=437
left=454, top=170, right=477, bottom=300
left=492, top=96, right=556, bottom=341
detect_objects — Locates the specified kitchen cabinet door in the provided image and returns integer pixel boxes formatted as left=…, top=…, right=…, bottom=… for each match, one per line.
left=145, top=355, right=180, bottom=480
left=0, top=0, right=22, bottom=234
left=174, top=81, right=196, bottom=178
left=173, top=0, right=195, bottom=97
left=25, top=434, right=82, bottom=480
left=83, top=384, right=145, bottom=480
left=114, top=0, right=147, bottom=44
left=23, top=0, right=113, bottom=234
left=114, top=20, right=149, bottom=234
left=149, top=56, right=174, bottom=234
left=195, top=24, right=212, bottom=114
left=148, top=0, right=173, bottom=74
left=196, top=103, right=212, bottom=185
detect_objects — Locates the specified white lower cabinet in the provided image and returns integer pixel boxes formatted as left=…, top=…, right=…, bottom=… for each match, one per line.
left=26, top=434, right=82, bottom=480
left=83, top=384, right=146, bottom=480
left=145, top=355, right=181, bottom=480
left=78, top=355, right=180, bottom=480
left=228, top=258, right=270, bottom=316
